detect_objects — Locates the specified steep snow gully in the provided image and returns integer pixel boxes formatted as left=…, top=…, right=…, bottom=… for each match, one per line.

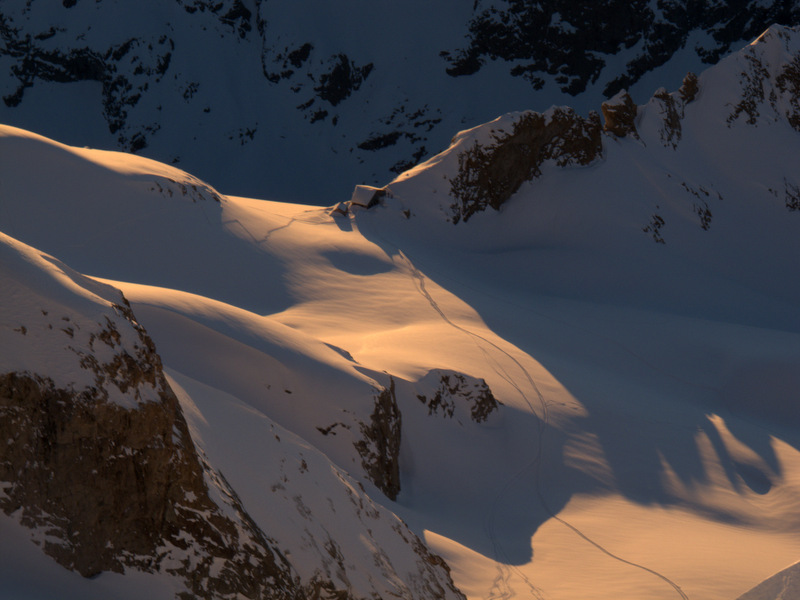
left=357, top=219, right=689, bottom=600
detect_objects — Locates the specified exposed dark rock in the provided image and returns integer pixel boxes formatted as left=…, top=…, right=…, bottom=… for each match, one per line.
left=314, top=54, right=374, bottom=107
left=416, top=372, right=500, bottom=424
left=785, top=178, right=800, bottom=210
left=287, top=43, right=313, bottom=68
left=643, top=213, right=666, bottom=244
left=263, top=42, right=314, bottom=82
left=0, top=17, right=171, bottom=151
left=776, top=55, right=800, bottom=130
left=601, top=90, right=638, bottom=138
left=449, top=108, right=603, bottom=222
left=358, top=131, right=403, bottom=151
left=354, top=379, right=402, bottom=501
left=680, top=182, right=717, bottom=230
left=679, top=71, right=699, bottom=103
left=0, top=297, right=301, bottom=599
left=727, top=26, right=800, bottom=129
left=728, top=52, right=772, bottom=125
left=445, top=1, right=800, bottom=98
left=652, top=87, right=682, bottom=148
left=176, top=0, right=253, bottom=38
left=445, top=0, right=648, bottom=94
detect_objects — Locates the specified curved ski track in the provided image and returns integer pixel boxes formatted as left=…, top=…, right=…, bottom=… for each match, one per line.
left=389, top=244, right=690, bottom=600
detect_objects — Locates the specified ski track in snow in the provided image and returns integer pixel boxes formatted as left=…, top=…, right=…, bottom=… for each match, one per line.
left=390, top=242, right=691, bottom=600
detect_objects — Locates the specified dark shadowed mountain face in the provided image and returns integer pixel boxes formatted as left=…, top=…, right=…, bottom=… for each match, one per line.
left=445, top=0, right=800, bottom=95
left=1, top=1, right=798, bottom=203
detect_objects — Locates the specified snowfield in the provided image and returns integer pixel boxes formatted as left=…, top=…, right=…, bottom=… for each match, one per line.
left=1, top=24, right=800, bottom=600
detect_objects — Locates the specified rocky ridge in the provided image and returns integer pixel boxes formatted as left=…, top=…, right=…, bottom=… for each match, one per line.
left=0, top=1, right=797, bottom=202
left=413, top=25, right=800, bottom=226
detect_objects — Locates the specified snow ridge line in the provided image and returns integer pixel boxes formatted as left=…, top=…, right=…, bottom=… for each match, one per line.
left=388, top=244, right=690, bottom=600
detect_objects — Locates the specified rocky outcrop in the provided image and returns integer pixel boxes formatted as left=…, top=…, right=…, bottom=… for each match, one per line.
left=416, top=371, right=500, bottom=424
left=448, top=107, right=602, bottom=222
left=0, top=291, right=302, bottom=598
left=727, top=25, right=800, bottom=130
left=1, top=3, right=795, bottom=202
left=601, top=90, right=639, bottom=138
left=679, top=71, right=699, bottom=103
left=354, top=379, right=402, bottom=500
left=651, top=87, right=682, bottom=148
left=0, top=233, right=471, bottom=600
left=444, top=1, right=799, bottom=97
left=776, top=54, right=800, bottom=131
left=0, top=372, right=299, bottom=600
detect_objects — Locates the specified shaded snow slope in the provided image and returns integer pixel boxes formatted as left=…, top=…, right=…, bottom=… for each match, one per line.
left=1, top=24, right=800, bottom=600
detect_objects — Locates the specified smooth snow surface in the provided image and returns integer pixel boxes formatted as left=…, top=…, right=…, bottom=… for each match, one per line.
left=2, top=25, right=800, bottom=600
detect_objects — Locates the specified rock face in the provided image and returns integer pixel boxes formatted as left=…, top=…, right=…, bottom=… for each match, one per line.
left=354, top=379, right=402, bottom=501
left=445, top=1, right=800, bottom=97
left=0, top=290, right=300, bottom=598
left=0, top=231, right=472, bottom=600
left=601, top=90, right=639, bottom=138
left=679, top=71, right=699, bottom=103
left=0, top=372, right=299, bottom=600
left=440, top=27, right=800, bottom=224
left=727, top=25, right=800, bottom=130
left=448, top=107, right=602, bottom=222
left=415, top=371, right=501, bottom=424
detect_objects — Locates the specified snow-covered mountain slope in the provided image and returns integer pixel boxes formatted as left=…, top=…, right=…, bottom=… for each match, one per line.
left=737, top=560, right=800, bottom=600
left=2, top=22, right=800, bottom=600
left=1, top=1, right=799, bottom=203
left=0, top=234, right=469, bottom=599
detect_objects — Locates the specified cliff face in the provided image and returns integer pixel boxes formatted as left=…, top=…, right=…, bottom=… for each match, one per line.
left=354, top=379, right=403, bottom=501
left=0, top=240, right=300, bottom=598
left=0, top=371, right=298, bottom=600
left=415, top=371, right=501, bottom=425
